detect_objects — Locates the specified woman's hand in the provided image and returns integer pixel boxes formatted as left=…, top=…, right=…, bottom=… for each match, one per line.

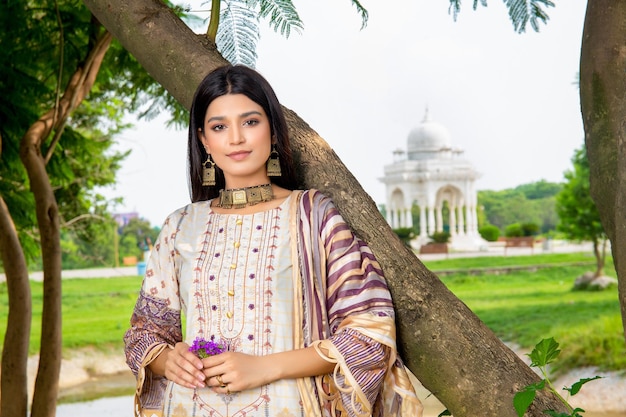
left=201, top=352, right=275, bottom=394
left=157, top=342, right=207, bottom=389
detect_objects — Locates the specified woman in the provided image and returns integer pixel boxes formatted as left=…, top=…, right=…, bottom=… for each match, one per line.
left=124, top=64, right=422, bottom=417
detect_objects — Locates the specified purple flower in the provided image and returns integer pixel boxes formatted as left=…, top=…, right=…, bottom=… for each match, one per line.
left=189, top=337, right=225, bottom=358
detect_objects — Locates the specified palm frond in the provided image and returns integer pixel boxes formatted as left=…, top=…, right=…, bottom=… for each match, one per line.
left=216, top=0, right=260, bottom=67
left=504, top=0, right=555, bottom=33
left=447, top=0, right=553, bottom=32
left=349, top=0, right=369, bottom=29
left=448, top=0, right=487, bottom=22
left=256, top=0, right=303, bottom=38
left=448, top=0, right=462, bottom=21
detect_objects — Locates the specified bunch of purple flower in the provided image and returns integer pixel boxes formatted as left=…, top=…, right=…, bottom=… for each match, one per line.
left=188, top=337, right=225, bottom=358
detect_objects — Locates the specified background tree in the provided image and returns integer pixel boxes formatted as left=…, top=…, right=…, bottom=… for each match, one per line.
left=83, top=0, right=570, bottom=414
left=478, top=181, right=561, bottom=234
left=118, top=217, right=160, bottom=263
left=556, top=145, right=607, bottom=278
left=0, top=1, right=186, bottom=414
left=0, top=3, right=115, bottom=413
left=579, top=0, right=626, bottom=341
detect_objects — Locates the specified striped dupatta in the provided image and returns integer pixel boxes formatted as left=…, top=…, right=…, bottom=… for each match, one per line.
left=289, top=190, right=423, bottom=417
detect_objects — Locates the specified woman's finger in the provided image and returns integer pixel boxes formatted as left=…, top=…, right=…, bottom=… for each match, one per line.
left=165, top=343, right=206, bottom=388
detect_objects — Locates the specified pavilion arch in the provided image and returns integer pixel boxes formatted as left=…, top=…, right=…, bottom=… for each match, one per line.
left=387, top=187, right=413, bottom=229
left=379, top=109, right=485, bottom=251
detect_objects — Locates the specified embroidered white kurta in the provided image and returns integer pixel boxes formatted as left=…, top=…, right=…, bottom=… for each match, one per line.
left=151, top=197, right=303, bottom=417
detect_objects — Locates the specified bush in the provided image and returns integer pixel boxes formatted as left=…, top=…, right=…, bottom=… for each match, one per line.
left=521, top=222, right=540, bottom=236
left=479, top=224, right=500, bottom=242
left=430, top=231, right=450, bottom=243
left=393, top=227, right=415, bottom=247
left=504, top=223, right=523, bottom=237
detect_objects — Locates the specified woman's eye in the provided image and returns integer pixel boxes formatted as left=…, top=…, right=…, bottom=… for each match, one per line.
left=211, top=124, right=226, bottom=131
left=243, top=119, right=259, bottom=127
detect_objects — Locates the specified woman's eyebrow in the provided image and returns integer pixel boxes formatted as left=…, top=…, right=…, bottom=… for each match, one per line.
left=240, top=110, right=262, bottom=118
left=206, top=110, right=262, bottom=124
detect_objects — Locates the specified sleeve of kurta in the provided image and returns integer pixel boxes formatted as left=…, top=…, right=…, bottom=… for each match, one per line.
left=123, top=211, right=184, bottom=410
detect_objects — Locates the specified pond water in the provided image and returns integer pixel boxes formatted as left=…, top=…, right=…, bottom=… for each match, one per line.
left=56, top=394, right=626, bottom=417
left=54, top=372, right=625, bottom=417
left=57, top=395, right=132, bottom=416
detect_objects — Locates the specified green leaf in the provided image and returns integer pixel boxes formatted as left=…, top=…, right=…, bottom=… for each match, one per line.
left=513, top=380, right=544, bottom=417
left=504, top=0, right=555, bottom=33
left=528, top=337, right=561, bottom=367
left=348, top=0, right=369, bottom=29
left=437, top=410, right=452, bottom=417
left=258, top=0, right=304, bottom=37
left=217, top=1, right=260, bottom=67
left=565, top=376, right=602, bottom=396
left=448, top=0, right=553, bottom=33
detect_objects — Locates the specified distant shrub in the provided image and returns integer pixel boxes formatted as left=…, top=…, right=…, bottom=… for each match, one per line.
left=393, top=227, right=415, bottom=247
left=430, top=231, right=450, bottom=243
left=521, top=222, right=540, bottom=236
left=479, top=224, right=500, bottom=242
left=504, top=223, right=523, bottom=237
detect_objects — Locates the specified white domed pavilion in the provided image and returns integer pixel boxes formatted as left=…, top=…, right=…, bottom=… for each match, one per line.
left=379, top=109, right=486, bottom=250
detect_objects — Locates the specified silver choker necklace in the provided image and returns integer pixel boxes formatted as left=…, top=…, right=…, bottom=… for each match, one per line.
left=215, top=184, right=274, bottom=209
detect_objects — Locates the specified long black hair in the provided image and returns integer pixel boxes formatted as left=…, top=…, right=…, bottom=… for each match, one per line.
left=188, top=65, right=297, bottom=202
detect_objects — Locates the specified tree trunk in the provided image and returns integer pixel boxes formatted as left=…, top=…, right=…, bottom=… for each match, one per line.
left=82, top=1, right=568, bottom=414
left=20, top=119, right=63, bottom=417
left=0, top=197, right=31, bottom=417
left=15, top=30, right=112, bottom=417
left=579, top=0, right=626, bottom=341
left=591, top=238, right=604, bottom=278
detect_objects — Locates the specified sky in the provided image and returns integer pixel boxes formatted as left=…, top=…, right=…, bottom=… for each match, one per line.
left=105, top=0, right=589, bottom=227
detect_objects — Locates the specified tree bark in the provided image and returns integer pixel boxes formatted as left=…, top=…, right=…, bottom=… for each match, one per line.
left=579, top=0, right=626, bottom=341
left=591, top=238, right=604, bottom=278
left=19, top=119, right=62, bottom=417
left=82, top=1, right=568, bottom=414
left=0, top=197, right=31, bottom=417
left=17, top=30, right=112, bottom=417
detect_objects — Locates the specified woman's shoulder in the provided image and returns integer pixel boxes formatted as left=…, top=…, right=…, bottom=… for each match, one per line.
left=160, top=200, right=212, bottom=227
left=298, top=189, right=338, bottom=214
left=300, top=188, right=331, bottom=201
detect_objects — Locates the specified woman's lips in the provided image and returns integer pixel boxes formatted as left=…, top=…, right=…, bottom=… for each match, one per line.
left=228, top=151, right=250, bottom=161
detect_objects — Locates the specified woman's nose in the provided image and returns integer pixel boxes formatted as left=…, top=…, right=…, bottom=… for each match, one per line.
left=229, top=127, right=245, bottom=144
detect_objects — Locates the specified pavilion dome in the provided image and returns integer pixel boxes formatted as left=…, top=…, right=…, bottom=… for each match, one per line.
left=407, top=108, right=452, bottom=153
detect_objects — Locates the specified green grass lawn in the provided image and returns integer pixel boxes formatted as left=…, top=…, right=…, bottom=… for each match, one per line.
left=421, top=251, right=599, bottom=271
left=0, top=252, right=623, bottom=374
left=426, top=252, right=624, bottom=373
left=0, top=276, right=142, bottom=356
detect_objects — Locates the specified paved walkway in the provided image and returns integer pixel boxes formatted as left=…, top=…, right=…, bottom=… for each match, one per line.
left=0, top=241, right=596, bottom=283
left=0, top=266, right=138, bottom=283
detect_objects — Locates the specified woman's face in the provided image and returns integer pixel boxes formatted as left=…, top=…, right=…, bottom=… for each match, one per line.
left=199, top=93, right=272, bottom=189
